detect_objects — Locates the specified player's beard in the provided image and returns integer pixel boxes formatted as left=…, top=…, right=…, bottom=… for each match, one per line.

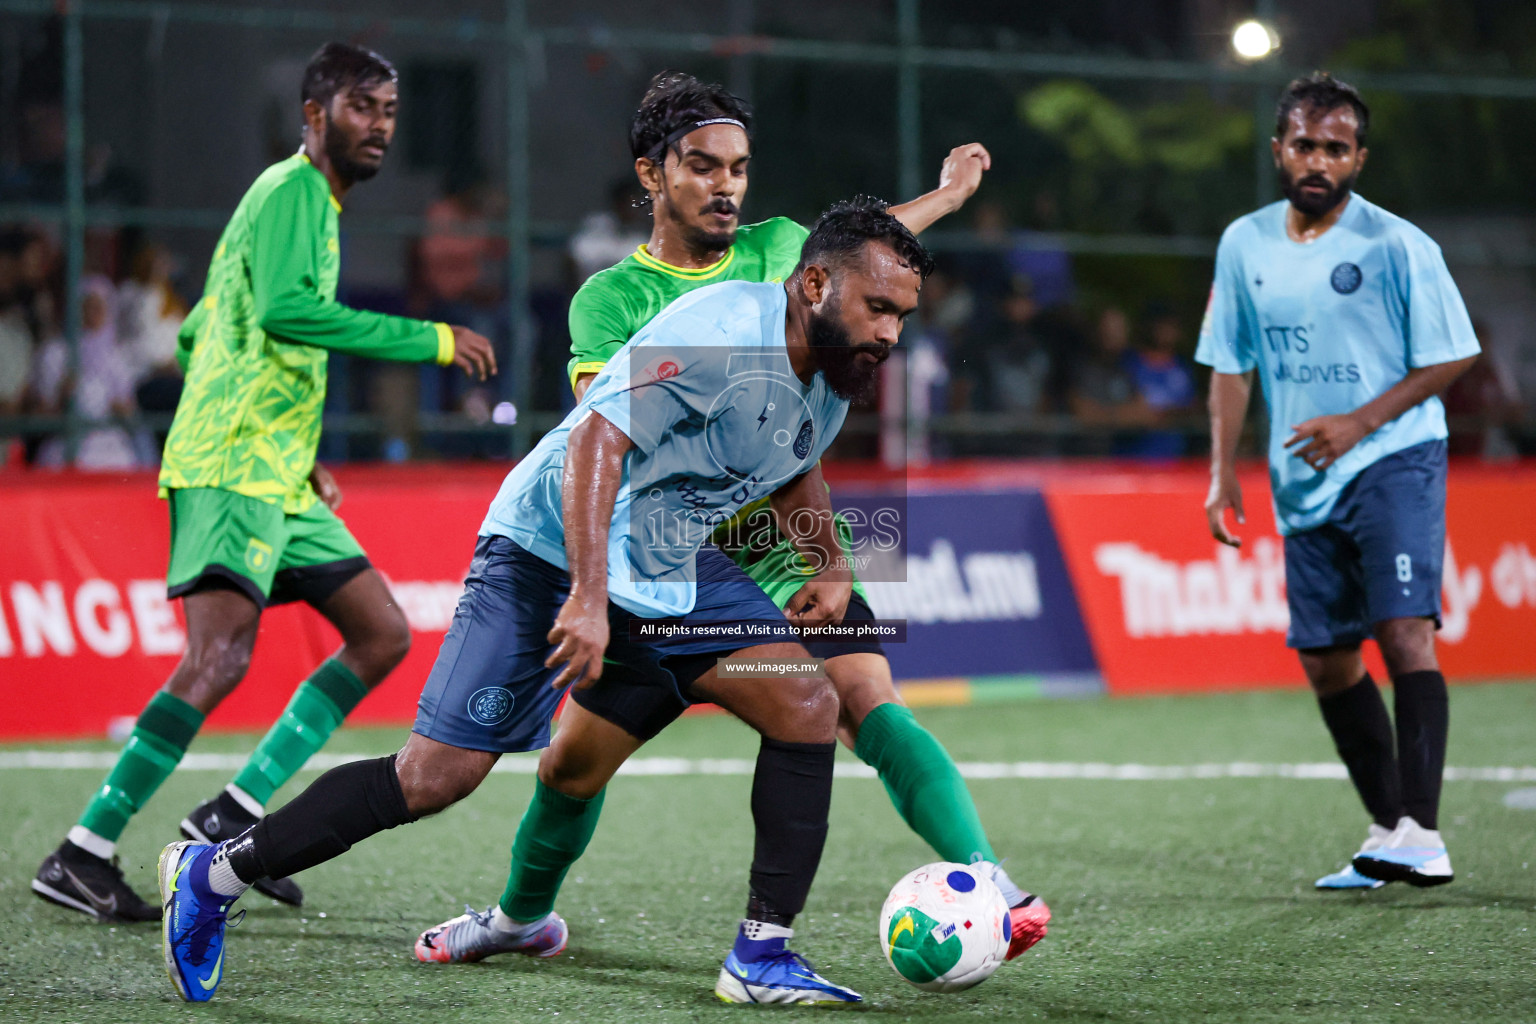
left=666, top=195, right=738, bottom=254
left=325, top=124, right=386, bottom=185
left=809, top=300, right=886, bottom=403
left=1279, top=165, right=1357, bottom=217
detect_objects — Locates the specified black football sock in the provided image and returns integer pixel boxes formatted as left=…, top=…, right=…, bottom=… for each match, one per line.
left=225, top=754, right=414, bottom=884
left=743, top=737, right=835, bottom=927
left=1317, top=674, right=1403, bottom=829
left=1393, top=670, right=1449, bottom=830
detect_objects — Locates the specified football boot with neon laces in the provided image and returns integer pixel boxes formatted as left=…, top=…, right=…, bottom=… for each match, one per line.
left=158, top=841, right=244, bottom=1002
left=715, top=948, right=862, bottom=1004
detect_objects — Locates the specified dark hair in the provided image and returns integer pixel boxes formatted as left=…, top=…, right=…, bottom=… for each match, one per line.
left=628, top=70, right=754, bottom=163
left=1275, top=72, right=1369, bottom=145
left=302, top=42, right=397, bottom=108
left=796, top=196, right=936, bottom=282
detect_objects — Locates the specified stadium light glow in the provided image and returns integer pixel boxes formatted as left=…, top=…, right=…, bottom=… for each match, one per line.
left=1232, top=20, right=1279, bottom=61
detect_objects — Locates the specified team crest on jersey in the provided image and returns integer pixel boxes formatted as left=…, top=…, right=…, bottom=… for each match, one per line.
left=793, top=418, right=815, bottom=460
left=467, top=686, right=514, bottom=726
left=1330, top=262, right=1363, bottom=294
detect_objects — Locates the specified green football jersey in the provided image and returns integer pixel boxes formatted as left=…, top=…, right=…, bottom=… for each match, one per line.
left=566, top=216, right=809, bottom=387
left=161, top=154, right=453, bottom=514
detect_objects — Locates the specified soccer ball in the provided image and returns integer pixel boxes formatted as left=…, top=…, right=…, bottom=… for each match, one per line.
left=879, top=861, right=1011, bottom=992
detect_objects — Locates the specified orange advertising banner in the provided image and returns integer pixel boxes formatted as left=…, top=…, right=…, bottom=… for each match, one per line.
left=1044, top=462, right=1536, bottom=694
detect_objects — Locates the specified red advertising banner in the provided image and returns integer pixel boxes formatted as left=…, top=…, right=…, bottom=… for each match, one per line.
left=0, top=466, right=511, bottom=740
left=1044, top=462, right=1536, bottom=694
left=4, top=459, right=1533, bottom=739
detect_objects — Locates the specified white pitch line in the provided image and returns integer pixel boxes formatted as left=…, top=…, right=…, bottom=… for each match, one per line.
left=0, top=750, right=1532, bottom=782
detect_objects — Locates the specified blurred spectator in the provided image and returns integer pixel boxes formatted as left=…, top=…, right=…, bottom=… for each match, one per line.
left=0, top=237, right=34, bottom=419
left=30, top=275, right=140, bottom=469
left=119, top=244, right=188, bottom=437
left=968, top=278, right=1054, bottom=418
left=887, top=267, right=968, bottom=464
left=0, top=305, right=31, bottom=417
left=954, top=198, right=1075, bottom=331
left=568, top=179, right=650, bottom=285
left=1444, top=320, right=1523, bottom=460
left=416, top=181, right=505, bottom=312
left=411, top=178, right=508, bottom=455
left=1067, top=306, right=1158, bottom=454
left=1122, top=302, right=1198, bottom=459
left=1012, top=191, right=1074, bottom=311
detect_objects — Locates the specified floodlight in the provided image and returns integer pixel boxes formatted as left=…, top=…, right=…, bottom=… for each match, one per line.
left=1232, top=20, right=1279, bottom=61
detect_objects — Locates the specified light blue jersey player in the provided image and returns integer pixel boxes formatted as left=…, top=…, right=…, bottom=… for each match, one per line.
left=478, top=280, right=847, bottom=618
left=1198, top=74, right=1479, bottom=894
left=157, top=198, right=933, bottom=1006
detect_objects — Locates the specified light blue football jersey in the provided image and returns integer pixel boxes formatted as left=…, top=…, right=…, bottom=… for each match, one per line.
left=481, top=280, right=849, bottom=616
left=1194, top=195, right=1479, bottom=534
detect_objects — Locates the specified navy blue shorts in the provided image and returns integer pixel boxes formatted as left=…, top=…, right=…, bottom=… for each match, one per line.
left=1284, top=440, right=1446, bottom=650
left=802, top=591, right=887, bottom=660
left=412, top=536, right=801, bottom=753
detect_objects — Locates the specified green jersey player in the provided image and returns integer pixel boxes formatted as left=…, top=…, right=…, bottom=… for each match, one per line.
left=31, top=42, right=495, bottom=922
left=415, top=72, right=1049, bottom=970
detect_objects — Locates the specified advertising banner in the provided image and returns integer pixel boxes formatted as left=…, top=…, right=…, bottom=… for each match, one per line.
left=4, top=460, right=1531, bottom=739
left=1044, top=464, right=1536, bottom=694
left=842, top=488, right=1098, bottom=684
left=0, top=467, right=508, bottom=740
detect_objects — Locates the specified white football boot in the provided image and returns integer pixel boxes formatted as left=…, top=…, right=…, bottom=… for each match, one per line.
left=1353, top=816, right=1454, bottom=887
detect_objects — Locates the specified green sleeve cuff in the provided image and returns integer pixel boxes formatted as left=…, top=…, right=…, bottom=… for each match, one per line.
left=434, top=323, right=454, bottom=365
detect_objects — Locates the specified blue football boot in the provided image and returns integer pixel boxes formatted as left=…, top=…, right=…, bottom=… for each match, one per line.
left=1316, top=824, right=1390, bottom=890
left=715, top=948, right=862, bottom=1004
left=158, top=840, right=243, bottom=1002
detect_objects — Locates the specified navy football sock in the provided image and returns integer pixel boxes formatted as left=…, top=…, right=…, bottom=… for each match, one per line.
left=744, top=738, right=834, bottom=926
left=226, top=755, right=414, bottom=883
left=1393, top=670, right=1449, bottom=830
left=1318, top=675, right=1403, bottom=829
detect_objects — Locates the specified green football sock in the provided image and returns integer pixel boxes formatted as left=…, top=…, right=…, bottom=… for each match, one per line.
left=77, top=691, right=204, bottom=844
left=854, top=702, right=998, bottom=865
left=231, top=659, right=370, bottom=807
left=499, top=779, right=606, bottom=922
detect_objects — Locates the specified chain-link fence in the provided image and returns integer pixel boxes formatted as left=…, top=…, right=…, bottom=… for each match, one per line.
left=2, top=0, right=1534, bottom=468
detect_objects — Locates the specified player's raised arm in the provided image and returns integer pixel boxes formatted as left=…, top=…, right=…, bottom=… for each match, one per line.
left=546, top=411, right=635, bottom=690
left=888, top=143, right=992, bottom=234
left=771, top=464, right=853, bottom=629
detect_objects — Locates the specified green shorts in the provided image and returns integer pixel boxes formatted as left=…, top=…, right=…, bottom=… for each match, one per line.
left=166, top=488, right=369, bottom=608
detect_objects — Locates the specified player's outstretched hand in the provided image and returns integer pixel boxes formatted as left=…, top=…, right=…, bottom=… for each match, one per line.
left=309, top=462, right=343, bottom=511
left=546, top=595, right=609, bottom=691
left=784, top=576, right=853, bottom=630
left=450, top=325, right=498, bottom=381
left=1284, top=413, right=1368, bottom=472
left=1204, top=472, right=1245, bottom=548
left=937, top=143, right=992, bottom=206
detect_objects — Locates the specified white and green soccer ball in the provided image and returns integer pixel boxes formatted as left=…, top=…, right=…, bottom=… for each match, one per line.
left=879, top=861, right=1011, bottom=992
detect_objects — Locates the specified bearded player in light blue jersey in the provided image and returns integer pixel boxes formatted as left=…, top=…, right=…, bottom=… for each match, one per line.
left=156, top=199, right=931, bottom=1005
left=1197, top=74, right=1479, bottom=891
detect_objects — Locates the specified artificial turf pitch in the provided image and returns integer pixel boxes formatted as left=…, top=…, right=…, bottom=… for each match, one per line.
left=3, top=683, right=1535, bottom=1024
